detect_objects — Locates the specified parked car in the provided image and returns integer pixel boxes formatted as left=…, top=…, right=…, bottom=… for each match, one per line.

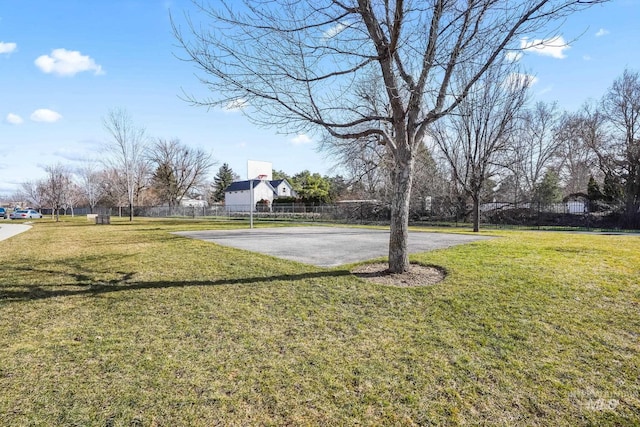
left=10, top=209, right=43, bottom=220
left=0, top=207, right=6, bottom=219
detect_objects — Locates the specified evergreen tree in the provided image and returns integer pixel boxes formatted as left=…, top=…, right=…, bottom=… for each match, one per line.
left=602, top=173, right=624, bottom=204
left=272, top=169, right=290, bottom=180
left=212, top=163, right=236, bottom=202
left=587, top=175, right=603, bottom=201
left=151, top=163, right=178, bottom=205
left=533, top=170, right=563, bottom=205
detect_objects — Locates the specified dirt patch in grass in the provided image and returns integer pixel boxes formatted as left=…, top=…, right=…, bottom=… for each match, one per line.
left=351, top=262, right=445, bottom=287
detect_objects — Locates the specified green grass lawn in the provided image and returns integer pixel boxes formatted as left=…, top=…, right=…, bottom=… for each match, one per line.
left=1, top=217, right=638, bottom=426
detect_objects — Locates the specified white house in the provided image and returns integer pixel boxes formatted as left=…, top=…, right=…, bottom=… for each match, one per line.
left=270, top=179, right=295, bottom=198
left=224, top=178, right=296, bottom=212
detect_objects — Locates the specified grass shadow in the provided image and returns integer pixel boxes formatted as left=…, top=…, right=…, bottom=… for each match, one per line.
left=0, top=270, right=353, bottom=303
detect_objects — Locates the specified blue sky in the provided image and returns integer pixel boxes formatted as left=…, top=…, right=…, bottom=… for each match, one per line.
left=0, top=0, right=638, bottom=196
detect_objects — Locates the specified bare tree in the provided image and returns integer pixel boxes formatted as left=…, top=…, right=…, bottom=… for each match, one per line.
left=42, top=163, right=73, bottom=222
left=430, top=64, right=530, bottom=232
left=76, top=161, right=105, bottom=214
left=133, top=157, right=153, bottom=208
left=61, top=181, right=83, bottom=217
left=555, top=109, right=601, bottom=195
left=328, top=133, right=391, bottom=200
left=174, top=0, right=607, bottom=272
left=599, top=69, right=640, bottom=218
left=101, top=167, right=129, bottom=217
left=506, top=101, right=561, bottom=198
left=19, top=181, right=46, bottom=209
left=102, top=108, right=149, bottom=221
left=147, top=138, right=215, bottom=208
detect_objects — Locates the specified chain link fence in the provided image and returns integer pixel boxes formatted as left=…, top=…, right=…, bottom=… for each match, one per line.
left=46, top=200, right=640, bottom=230
left=131, top=203, right=390, bottom=224
left=416, top=200, right=640, bottom=230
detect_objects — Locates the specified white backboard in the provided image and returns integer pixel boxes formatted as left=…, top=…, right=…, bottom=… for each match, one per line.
left=247, top=160, right=272, bottom=180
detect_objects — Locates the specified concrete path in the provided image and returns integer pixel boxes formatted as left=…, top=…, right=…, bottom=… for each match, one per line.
left=0, top=223, right=32, bottom=242
left=175, top=226, right=493, bottom=267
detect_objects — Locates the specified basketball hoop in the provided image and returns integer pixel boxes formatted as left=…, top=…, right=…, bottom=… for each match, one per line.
left=257, top=174, right=268, bottom=180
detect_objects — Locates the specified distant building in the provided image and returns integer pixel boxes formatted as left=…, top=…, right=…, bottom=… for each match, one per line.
left=225, top=178, right=296, bottom=212
left=180, top=198, right=208, bottom=208
left=270, top=179, right=295, bottom=198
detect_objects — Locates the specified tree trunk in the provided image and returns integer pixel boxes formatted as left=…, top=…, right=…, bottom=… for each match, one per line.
left=129, top=202, right=133, bottom=221
left=472, top=195, right=480, bottom=232
left=388, top=150, right=414, bottom=273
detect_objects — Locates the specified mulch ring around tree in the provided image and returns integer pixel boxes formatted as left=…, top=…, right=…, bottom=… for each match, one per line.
left=351, top=263, right=446, bottom=287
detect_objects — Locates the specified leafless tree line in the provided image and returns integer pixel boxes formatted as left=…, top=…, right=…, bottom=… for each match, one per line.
left=338, top=68, right=640, bottom=231
left=12, top=109, right=216, bottom=221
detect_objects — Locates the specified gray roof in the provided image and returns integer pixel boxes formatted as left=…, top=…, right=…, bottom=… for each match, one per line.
left=225, top=179, right=276, bottom=193
left=225, top=179, right=293, bottom=194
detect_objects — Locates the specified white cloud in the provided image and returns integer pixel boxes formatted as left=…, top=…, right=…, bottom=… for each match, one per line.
left=224, top=98, right=247, bottom=112
left=521, top=36, right=569, bottom=59
left=595, top=28, right=609, bottom=37
left=30, top=109, right=63, bottom=123
left=291, top=134, right=313, bottom=145
left=323, top=22, right=349, bottom=39
left=0, top=42, right=17, bottom=54
left=583, top=55, right=592, bottom=61
left=5, top=113, right=23, bottom=125
left=505, top=51, right=523, bottom=62
left=35, top=48, right=104, bottom=76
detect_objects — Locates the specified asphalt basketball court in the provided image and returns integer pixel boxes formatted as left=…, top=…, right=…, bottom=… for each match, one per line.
left=1, top=223, right=492, bottom=267
left=174, top=226, right=492, bottom=267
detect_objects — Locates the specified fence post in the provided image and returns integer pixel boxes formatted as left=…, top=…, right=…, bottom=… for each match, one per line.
left=537, top=202, right=541, bottom=230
